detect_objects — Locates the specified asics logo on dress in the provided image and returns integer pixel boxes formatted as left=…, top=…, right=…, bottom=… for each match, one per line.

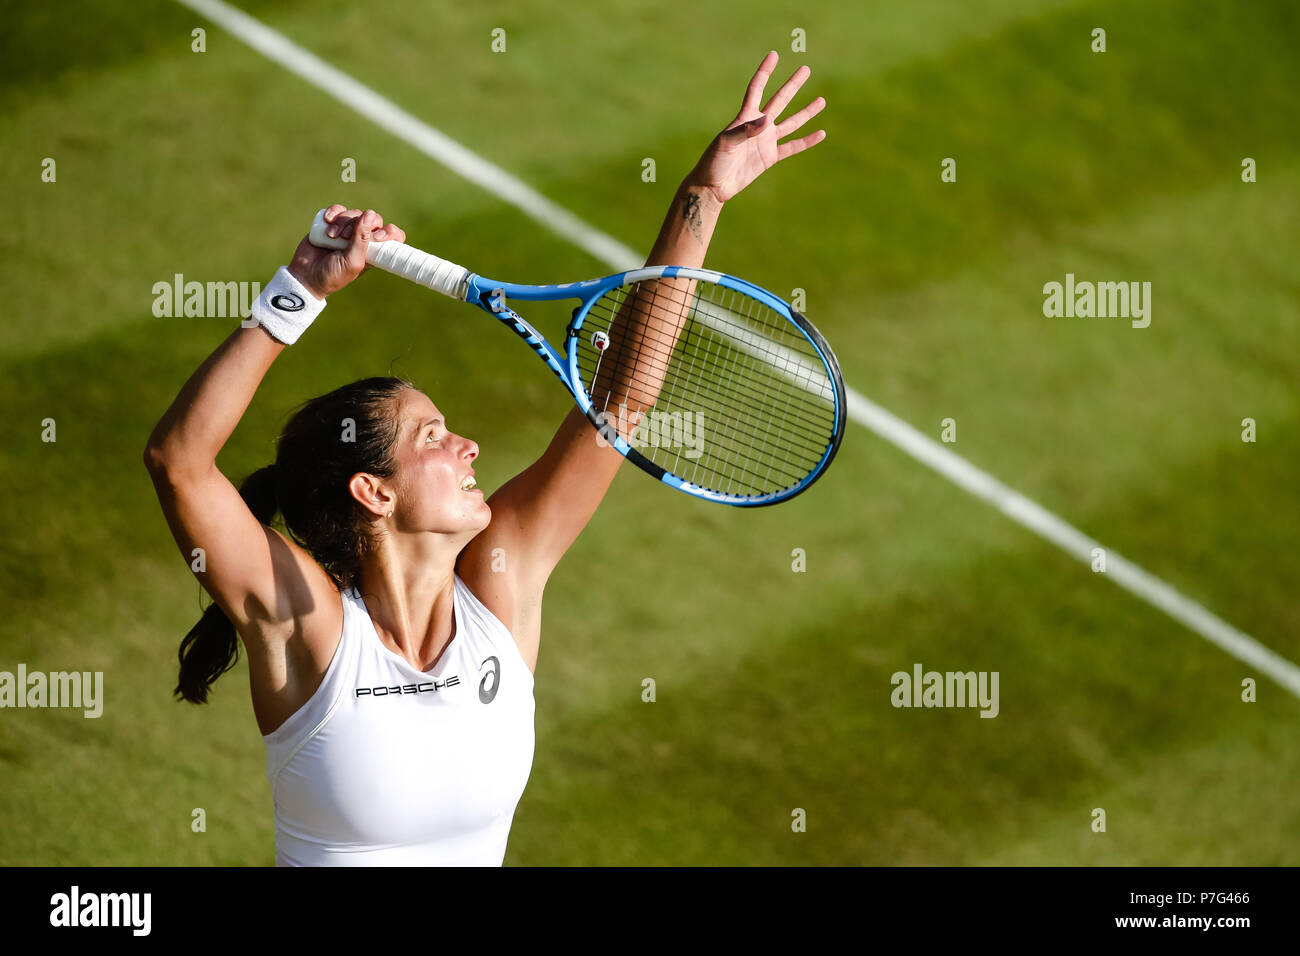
left=478, top=656, right=500, bottom=704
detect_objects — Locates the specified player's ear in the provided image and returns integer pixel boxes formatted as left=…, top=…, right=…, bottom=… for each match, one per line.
left=348, top=471, right=394, bottom=519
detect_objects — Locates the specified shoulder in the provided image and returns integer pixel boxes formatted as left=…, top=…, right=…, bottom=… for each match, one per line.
left=238, top=526, right=345, bottom=683
left=456, top=546, right=542, bottom=674
left=239, top=533, right=347, bottom=735
left=258, top=526, right=345, bottom=640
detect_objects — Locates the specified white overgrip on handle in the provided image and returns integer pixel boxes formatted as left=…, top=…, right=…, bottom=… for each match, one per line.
left=307, top=208, right=471, bottom=301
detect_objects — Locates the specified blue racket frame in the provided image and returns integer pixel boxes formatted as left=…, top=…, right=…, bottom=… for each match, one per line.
left=460, top=265, right=846, bottom=507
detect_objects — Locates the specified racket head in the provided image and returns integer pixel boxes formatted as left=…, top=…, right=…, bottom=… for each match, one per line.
left=566, top=266, right=846, bottom=506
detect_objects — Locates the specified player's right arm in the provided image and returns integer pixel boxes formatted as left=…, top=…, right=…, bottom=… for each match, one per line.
left=143, top=208, right=396, bottom=651
left=143, top=323, right=325, bottom=643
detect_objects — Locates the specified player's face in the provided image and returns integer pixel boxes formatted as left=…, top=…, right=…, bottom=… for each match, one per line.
left=389, top=390, right=490, bottom=535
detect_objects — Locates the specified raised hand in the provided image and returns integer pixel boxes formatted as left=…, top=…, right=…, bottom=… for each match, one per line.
left=686, top=51, right=827, bottom=205
left=287, top=205, right=407, bottom=299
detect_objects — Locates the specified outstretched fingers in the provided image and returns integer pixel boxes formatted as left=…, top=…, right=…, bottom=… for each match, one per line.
left=761, top=63, right=812, bottom=120
left=776, top=129, right=827, bottom=162
left=740, top=50, right=779, bottom=115
left=775, top=94, right=826, bottom=138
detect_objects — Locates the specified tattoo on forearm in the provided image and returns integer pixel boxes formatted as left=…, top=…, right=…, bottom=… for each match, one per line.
left=682, top=191, right=704, bottom=242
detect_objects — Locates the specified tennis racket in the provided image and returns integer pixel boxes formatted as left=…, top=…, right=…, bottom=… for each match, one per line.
left=307, top=208, right=845, bottom=506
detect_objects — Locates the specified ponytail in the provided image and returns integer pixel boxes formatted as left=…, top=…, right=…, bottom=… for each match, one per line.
left=174, top=464, right=279, bottom=704
left=171, top=375, right=413, bottom=705
left=239, top=462, right=280, bottom=525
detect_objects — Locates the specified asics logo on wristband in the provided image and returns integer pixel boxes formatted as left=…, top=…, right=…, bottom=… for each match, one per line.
left=270, top=293, right=305, bottom=312
left=250, top=266, right=324, bottom=345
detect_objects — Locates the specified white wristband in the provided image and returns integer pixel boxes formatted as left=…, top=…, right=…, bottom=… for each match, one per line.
left=247, top=266, right=325, bottom=345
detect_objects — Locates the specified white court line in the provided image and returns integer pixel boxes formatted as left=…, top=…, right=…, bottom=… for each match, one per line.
left=175, top=0, right=1300, bottom=700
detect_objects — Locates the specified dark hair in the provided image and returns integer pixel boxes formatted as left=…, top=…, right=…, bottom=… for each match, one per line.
left=175, top=375, right=417, bottom=704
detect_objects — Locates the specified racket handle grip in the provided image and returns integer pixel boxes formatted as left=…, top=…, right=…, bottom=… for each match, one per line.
left=307, top=208, right=470, bottom=301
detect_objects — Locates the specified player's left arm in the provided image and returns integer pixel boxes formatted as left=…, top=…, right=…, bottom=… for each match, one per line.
left=457, top=52, right=826, bottom=627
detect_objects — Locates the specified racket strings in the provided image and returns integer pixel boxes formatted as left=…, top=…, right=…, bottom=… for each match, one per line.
left=657, top=351, right=830, bottom=478
left=577, top=276, right=838, bottom=497
left=607, top=282, right=836, bottom=431
left=587, top=287, right=831, bottom=478
left=586, top=282, right=835, bottom=449
left=653, top=321, right=837, bottom=447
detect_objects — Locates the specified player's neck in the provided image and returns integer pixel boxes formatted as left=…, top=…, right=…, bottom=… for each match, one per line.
left=355, top=544, right=460, bottom=670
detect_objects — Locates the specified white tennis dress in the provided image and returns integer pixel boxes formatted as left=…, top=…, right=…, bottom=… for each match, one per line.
left=262, top=574, right=536, bottom=866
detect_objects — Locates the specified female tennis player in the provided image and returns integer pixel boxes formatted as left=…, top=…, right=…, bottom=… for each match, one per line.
left=144, top=51, right=825, bottom=866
